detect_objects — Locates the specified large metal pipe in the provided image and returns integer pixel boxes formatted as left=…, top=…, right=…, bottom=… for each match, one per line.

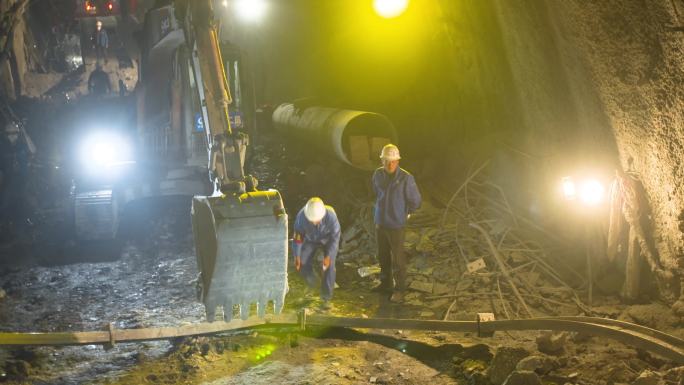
left=272, top=103, right=398, bottom=171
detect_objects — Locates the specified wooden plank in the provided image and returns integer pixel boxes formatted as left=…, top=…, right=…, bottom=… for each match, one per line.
left=115, top=314, right=299, bottom=342
left=307, top=315, right=479, bottom=333
left=540, top=316, right=684, bottom=349
left=482, top=319, right=684, bottom=364
left=0, top=313, right=298, bottom=346
left=0, top=331, right=111, bottom=346
left=371, top=137, right=390, bottom=159
left=623, top=226, right=640, bottom=301
left=348, top=135, right=370, bottom=166
left=0, top=313, right=682, bottom=364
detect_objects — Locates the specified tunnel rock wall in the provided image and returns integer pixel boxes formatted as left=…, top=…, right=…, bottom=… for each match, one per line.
left=0, top=0, right=32, bottom=101
left=0, top=0, right=49, bottom=101
left=490, top=0, right=619, bottom=240
left=552, top=0, right=684, bottom=302
left=494, top=0, right=684, bottom=302
left=552, top=0, right=684, bottom=263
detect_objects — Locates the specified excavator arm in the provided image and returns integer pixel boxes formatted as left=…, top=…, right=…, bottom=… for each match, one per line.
left=177, top=0, right=288, bottom=322
left=182, top=0, right=251, bottom=193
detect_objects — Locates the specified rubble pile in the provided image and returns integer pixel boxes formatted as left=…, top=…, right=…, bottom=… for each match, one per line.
left=343, top=162, right=590, bottom=319
left=451, top=342, right=684, bottom=385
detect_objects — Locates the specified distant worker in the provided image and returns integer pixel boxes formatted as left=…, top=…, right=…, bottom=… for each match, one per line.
left=88, top=64, right=111, bottom=96
left=372, top=144, right=422, bottom=303
left=94, top=20, right=109, bottom=63
left=293, top=197, right=341, bottom=311
left=118, top=79, right=127, bottom=97
left=0, top=122, right=31, bottom=227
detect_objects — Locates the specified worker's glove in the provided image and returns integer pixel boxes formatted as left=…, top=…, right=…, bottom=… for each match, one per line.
left=295, top=256, right=301, bottom=272
left=322, top=256, right=331, bottom=272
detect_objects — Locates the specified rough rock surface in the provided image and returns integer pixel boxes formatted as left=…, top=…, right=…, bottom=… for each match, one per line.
left=487, top=347, right=530, bottom=385
left=536, top=331, right=569, bottom=355
left=515, top=355, right=557, bottom=375
left=502, top=371, right=543, bottom=385
left=491, top=0, right=684, bottom=303
left=548, top=0, right=684, bottom=300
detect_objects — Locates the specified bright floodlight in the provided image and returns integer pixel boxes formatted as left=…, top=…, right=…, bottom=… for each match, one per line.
left=561, top=176, right=576, bottom=200
left=234, top=0, right=267, bottom=22
left=373, top=0, right=409, bottom=18
left=91, top=140, right=117, bottom=166
left=579, top=179, right=604, bottom=206
left=80, top=132, right=133, bottom=170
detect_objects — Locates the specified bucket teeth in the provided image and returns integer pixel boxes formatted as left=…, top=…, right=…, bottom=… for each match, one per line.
left=206, top=307, right=216, bottom=322
left=239, top=302, right=250, bottom=320
left=257, top=298, right=267, bottom=318
left=274, top=297, right=284, bottom=315
left=223, top=301, right=233, bottom=322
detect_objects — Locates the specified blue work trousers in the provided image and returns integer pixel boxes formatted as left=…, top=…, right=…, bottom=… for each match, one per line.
left=298, top=241, right=336, bottom=301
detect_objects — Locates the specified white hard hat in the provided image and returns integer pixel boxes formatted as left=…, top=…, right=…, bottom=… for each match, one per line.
left=304, top=197, right=326, bottom=223
left=380, top=144, right=401, bottom=161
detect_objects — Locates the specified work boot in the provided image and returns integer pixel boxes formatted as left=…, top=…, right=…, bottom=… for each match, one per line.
left=319, top=299, right=333, bottom=311
left=371, top=282, right=393, bottom=294
left=389, top=291, right=405, bottom=303
left=304, top=286, right=316, bottom=298
left=299, top=287, right=316, bottom=304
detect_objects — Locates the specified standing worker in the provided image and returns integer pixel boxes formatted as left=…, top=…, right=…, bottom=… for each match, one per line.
left=293, top=197, right=341, bottom=311
left=0, top=122, right=32, bottom=229
left=94, top=20, right=109, bottom=64
left=372, top=144, right=421, bottom=303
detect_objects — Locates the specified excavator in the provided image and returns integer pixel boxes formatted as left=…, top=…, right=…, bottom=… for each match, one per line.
left=178, top=0, right=288, bottom=322
left=71, top=0, right=288, bottom=321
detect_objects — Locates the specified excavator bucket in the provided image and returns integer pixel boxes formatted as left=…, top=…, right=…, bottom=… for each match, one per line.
left=191, top=190, right=288, bottom=321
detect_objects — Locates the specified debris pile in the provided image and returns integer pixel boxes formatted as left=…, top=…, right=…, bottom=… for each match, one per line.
left=450, top=340, right=683, bottom=385
left=344, top=162, right=591, bottom=319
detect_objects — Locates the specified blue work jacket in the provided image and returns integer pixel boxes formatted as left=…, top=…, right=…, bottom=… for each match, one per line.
left=372, top=167, right=422, bottom=229
left=293, top=206, right=341, bottom=258
left=97, top=29, right=109, bottom=48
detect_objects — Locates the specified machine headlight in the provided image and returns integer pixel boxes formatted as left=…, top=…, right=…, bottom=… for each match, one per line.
left=80, top=132, right=134, bottom=170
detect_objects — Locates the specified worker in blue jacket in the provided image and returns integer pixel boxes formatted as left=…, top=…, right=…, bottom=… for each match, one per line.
left=293, top=197, right=341, bottom=310
left=372, top=144, right=422, bottom=303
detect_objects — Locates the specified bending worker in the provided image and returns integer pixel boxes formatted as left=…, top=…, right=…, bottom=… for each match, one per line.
left=293, top=197, right=341, bottom=311
left=372, top=144, right=422, bottom=303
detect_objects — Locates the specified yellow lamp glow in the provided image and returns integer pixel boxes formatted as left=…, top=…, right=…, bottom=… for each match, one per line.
left=579, top=179, right=604, bottom=206
left=561, top=176, right=576, bottom=201
left=373, top=0, right=409, bottom=18
left=234, top=0, right=267, bottom=22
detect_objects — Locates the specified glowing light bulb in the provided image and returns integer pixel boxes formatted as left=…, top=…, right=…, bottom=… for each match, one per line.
left=234, top=0, right=267, bottom=22
left=579, top=179, right=604, bottom=206
left=373, top=0, right=409, bottom=18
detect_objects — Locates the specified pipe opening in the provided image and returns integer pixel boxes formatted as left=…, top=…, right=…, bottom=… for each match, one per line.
left=341, top=113, right=396, bottom=171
